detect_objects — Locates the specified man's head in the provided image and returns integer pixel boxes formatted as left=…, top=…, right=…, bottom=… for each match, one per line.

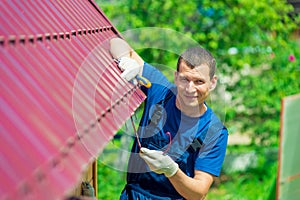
left=174, top=47, right=217, bottom=117
left=176, top=47, right=216, bottom=79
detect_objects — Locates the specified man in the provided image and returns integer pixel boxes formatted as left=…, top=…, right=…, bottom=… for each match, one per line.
left=110, top=38, right=228, bottom=200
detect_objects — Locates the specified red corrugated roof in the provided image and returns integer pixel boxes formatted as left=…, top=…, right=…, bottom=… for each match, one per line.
left=0, top=1, right=145, bottom=199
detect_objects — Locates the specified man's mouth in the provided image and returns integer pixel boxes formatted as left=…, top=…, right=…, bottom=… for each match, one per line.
left=184, top=95, right=198, bottom=99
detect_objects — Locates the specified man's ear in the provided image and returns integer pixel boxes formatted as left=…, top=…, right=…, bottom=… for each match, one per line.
left=209, top=76, right=218, bottom=91
left=174, top=71, right=179, bottom=84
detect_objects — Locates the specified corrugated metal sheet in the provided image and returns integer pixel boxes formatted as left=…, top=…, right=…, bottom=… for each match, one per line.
left=0, top=1, right=145, bottom=199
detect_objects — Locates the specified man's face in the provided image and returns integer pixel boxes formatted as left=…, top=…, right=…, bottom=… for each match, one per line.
left=174, top=61, right=217, bottom=114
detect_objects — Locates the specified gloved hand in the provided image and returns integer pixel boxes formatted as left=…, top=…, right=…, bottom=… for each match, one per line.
left=118, top=57, right=142, bottom=82
left=139, top=147, right=179, bottom=177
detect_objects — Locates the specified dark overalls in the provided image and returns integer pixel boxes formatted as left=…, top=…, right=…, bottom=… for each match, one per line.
left=120, top=90, right=212, bottom=200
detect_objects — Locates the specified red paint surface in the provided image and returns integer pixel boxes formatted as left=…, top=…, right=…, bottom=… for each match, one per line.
left=0, top=1, right=145, bottom=199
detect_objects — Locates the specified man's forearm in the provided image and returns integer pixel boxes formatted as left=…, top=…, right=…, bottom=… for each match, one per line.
left=168, top=169, right=213, bottom=200
left=110, top=37, right=144, bottom=68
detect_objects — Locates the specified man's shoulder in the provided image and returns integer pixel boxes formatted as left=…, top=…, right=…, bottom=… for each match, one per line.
left=205, top=106, right=227, bottom=129
left=147, top=84, right=176, bottom=105
left=198, top=107, right=228, bottom=142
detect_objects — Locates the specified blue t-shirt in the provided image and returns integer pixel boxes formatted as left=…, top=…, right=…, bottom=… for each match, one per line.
left=123, top=62, right=228, bottom=199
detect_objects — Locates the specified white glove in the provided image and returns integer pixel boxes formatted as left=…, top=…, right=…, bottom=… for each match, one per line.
left=118, top=57, right=142, bottom=82
left=139, top=147, right=179, bottom=177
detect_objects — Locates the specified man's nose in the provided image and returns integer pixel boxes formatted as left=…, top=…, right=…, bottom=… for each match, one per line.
left=185, top=81, right=196, bottom=92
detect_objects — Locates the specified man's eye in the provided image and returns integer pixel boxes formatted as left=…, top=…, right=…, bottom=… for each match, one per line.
left=194, top=80, right=204, bottom=85
left=180, top=77, right=188, bottom=82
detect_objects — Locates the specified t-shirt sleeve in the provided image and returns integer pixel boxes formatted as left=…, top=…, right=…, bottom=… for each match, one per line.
left=194, top=127, right=228, bottom=177
left=141, top=62, right=173, bottom=101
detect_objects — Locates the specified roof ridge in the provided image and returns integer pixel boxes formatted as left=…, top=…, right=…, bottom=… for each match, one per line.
left=0, top=26, right=113, bottom=46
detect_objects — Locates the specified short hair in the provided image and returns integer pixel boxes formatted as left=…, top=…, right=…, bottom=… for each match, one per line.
left=176, top=47, right=216, bottom=79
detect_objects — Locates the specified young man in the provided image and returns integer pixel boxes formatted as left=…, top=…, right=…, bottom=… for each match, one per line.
left=110, top=38, right=228, bottom=200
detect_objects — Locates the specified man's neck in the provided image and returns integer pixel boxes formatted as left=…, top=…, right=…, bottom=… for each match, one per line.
left=175, top=100, right=207, bottom=118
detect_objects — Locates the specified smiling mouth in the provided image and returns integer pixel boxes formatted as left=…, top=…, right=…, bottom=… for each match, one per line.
left=185, top=95, right=198, bottom=99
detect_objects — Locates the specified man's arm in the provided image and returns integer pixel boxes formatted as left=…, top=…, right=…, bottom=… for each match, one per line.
left=169, top=169, right=214, bottom=200
left=109, top=37, right=144, bottom=67
left=110, top=37, right=148, bottom=84
left=140, top=147, right=214, bottom=200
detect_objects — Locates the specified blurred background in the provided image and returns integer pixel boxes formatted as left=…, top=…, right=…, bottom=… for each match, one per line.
left=95, top=1, right=300, bottom=199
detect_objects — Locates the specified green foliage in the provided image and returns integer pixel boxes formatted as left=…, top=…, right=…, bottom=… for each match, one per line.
left=207, top=162, right=277, bottom=200
left=97, top=143, right=278, bottom=199
left=96, top=0, right=299, bottom=198
left=226, top=41, right=300, bottom=145
left=99, top=0, right=298, bottom=67
left=97, top=161, right=126, bottom=199
left=207, top=145, right=278, bottom=200
left=98, top=0, right=300, bottom=146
